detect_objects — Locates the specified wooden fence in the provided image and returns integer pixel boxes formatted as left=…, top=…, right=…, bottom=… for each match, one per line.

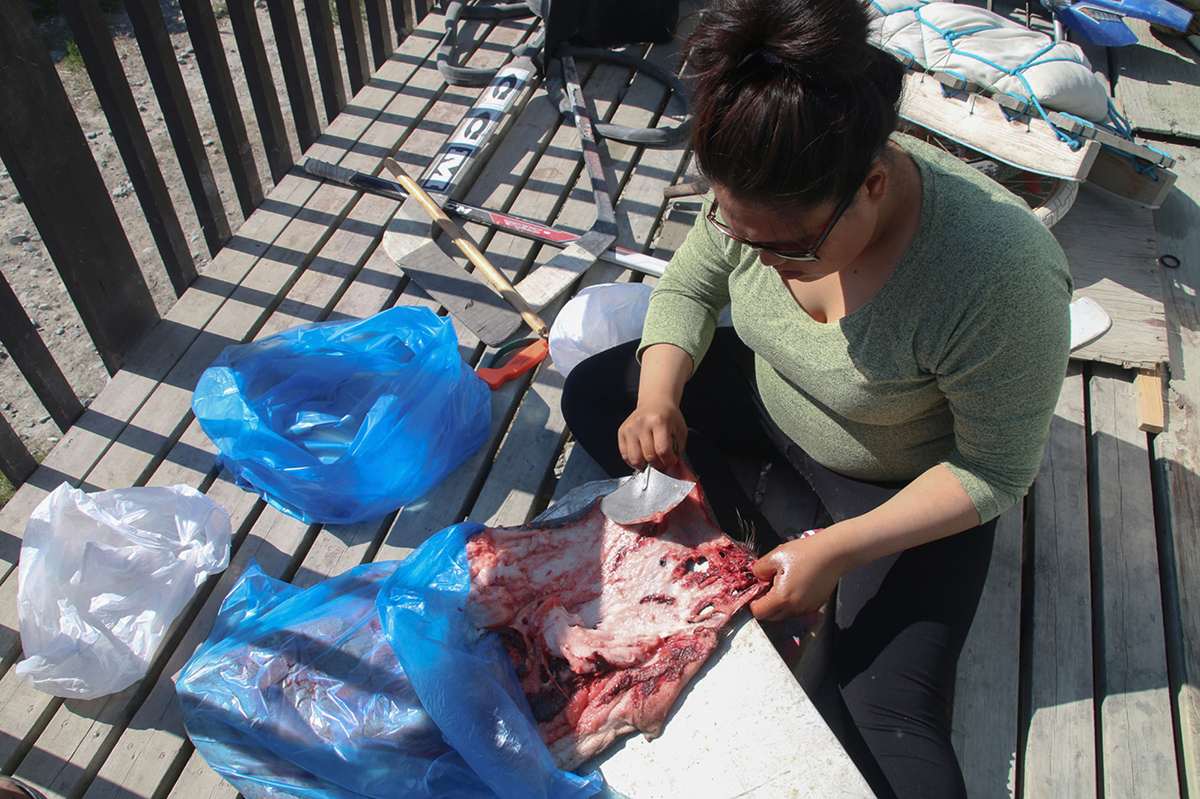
left=0, top=0, right=432, bottom=487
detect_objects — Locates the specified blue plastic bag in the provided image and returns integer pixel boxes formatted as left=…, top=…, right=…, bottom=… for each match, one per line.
left=177, top=560, right=495, bottom=799
left=177, top=551, right=603, bottom=799
left=191, top=307, right=491, bottom=525
left=377, top=522, right=604, bottom=799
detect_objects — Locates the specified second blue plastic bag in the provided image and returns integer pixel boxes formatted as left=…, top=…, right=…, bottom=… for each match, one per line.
left=192, top=307, right=491, bottom=524
left=177, top=560, right=492, bottom=799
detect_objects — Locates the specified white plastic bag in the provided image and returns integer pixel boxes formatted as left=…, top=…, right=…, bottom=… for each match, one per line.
left=16, top=483, right=232, bottom=699
left=549, top=282, right=655, bottom=378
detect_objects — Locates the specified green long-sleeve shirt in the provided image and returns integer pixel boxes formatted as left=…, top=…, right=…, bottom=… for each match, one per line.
left=640, top=133, right=1072, bottom=522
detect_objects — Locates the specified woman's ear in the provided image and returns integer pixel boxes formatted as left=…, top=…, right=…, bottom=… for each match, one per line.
left=862, top=164, right=889, bottom=205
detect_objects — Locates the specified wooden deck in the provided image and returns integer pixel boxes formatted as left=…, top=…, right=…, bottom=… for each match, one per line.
left=0, top=4, right=1197, bottom=799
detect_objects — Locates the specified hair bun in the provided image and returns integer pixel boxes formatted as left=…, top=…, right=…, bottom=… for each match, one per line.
left=694, top=0, right=874, bottom=83
left=685, top=0, right=904, bottom=204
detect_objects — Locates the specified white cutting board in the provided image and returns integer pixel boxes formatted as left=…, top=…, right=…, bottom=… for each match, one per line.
left=586, top=614, right=876, bottom=799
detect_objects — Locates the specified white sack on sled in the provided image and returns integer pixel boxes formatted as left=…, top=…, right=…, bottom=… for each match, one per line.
left=870, top=0, right=1111, bottom=123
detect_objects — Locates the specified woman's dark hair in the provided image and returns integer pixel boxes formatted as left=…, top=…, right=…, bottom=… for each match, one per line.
left=685, top=0, right=905, bottom=206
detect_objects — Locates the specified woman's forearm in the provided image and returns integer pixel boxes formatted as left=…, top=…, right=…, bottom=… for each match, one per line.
left=750, top=463, right=983, bottom=620
left=637, top=343, right=694, bottom=407
left=824, top=464, right=982, bottom=573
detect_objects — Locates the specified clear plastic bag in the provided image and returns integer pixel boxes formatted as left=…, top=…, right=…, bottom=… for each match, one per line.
left=548, top=283, right=653, bottom=377
left=191, top=307, right=491, bottom=525
left=17, top=483, right=231, bottom=699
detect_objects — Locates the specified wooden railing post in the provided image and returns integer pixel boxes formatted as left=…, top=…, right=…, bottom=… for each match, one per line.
left=304, top=0, right=349, bottom=121
left=363, top=0, right=395, bottom=71
left=335, top=0, right=373, bottom=95
left=0, top=274, right=84, bottom=432
left=266, top=0, right=323, bottom=151
left=61, top=0, right=198, bottom=296
left=124, top=0, right=233, bottom=257
left=178, top=0, right=265, bottom=218
left=0, top=0, right=160, bottom=375
left=226, top=0, right=295, bottom=184
left=0, top=415, right=37, bottom=488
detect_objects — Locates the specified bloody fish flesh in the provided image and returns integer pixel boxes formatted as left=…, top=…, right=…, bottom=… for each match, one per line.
left=465, top=465, right=768, bottom=769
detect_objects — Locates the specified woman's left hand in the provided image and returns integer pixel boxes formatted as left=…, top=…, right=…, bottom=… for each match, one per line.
left=749, top=533, right=846, bottom=622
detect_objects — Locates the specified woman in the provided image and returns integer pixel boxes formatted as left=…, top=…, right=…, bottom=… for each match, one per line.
left=560, top=0, right=1072, bottom=796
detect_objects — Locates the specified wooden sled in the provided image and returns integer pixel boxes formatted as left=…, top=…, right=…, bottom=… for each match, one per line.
left=900, top=69, right=1177, bottom=209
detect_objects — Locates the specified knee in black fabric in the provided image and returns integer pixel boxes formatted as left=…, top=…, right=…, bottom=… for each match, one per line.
left=561, top=343, right=642, bottom=478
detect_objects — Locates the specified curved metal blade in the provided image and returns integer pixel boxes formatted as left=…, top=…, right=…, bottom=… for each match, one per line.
left=599, top=467, right=697, bottom=525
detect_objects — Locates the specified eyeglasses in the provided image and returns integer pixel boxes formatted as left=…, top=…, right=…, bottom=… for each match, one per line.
left=706, top=191, right=856, bottom=262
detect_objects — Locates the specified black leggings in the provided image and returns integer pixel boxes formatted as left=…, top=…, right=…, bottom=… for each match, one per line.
left=561, top=329, right=997, bottom=799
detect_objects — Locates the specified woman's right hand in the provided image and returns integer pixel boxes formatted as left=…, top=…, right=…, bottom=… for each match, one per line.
left=620, top=342, right=694, bottom=470
left=618, top=398, right=688, bottom=471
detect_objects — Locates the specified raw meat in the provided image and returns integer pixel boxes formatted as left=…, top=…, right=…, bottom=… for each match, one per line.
left=466, top=466, right=767, bottom=769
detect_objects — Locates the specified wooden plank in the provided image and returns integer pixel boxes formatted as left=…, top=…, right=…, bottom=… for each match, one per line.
left=1088, top=146, right=1178, bottom=209
left=1052, top=184, right=1168, bottom=370
left=178, top=0, right=265, bottom=218
left=226, top=0, right=294, bottom=184
left=0, top=0, right=160, bottom=375
left=62, top=0, right=197, bottom=296
left=1113, top=19, right=1200, bottom=141
left=899, top=71, right=1101, bottom=182
left=1150, top=143, right=1200, bottom=799
left=1024, top=365, right=1096, bottom=799
left=305, top=0, right=349, bottom=122
left=1136, top=367, right=1166, bottom=432
left=951, top=502, right=1023, bottom=799
left=337, top=0, right=373, bottom=95
left=1090, top=364, right=1180, bottom=799
left=0, top=272, right=83, bottom=431
left=124, top=0, right=232, bottom=257
left=165, top=751, right=235, bottom=799
left=265, top=0, right=322, bottom=151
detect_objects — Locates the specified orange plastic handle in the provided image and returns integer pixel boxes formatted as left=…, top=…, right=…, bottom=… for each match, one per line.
left=476, top=338, right=549, bottom=389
